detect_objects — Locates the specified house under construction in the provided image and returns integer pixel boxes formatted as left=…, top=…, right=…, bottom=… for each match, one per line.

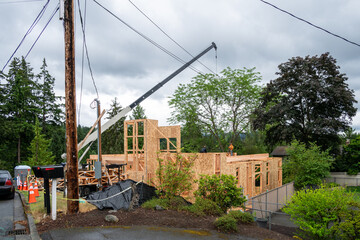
left=87, top=119, right=282, bottom=198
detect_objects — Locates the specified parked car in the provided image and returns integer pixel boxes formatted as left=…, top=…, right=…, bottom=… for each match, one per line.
left=0, top=170, right=15, bottom=199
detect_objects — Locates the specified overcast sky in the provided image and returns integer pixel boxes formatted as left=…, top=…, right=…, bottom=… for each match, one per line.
left=1, top=0, right=360, bottom=131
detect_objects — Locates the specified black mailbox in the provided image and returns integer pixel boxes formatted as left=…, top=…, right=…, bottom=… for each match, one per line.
left=32, top=165, right=64, bottom=179
left=32, top=166, right=44, bottom=178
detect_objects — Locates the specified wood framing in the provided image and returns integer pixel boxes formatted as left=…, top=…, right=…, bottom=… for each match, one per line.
left=86, top=119, right=282, bottom=198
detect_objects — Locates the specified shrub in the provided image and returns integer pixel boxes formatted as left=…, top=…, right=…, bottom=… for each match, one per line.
left=142, top=198, right=169, bottom=210
left=283, top=185, right=354, bottom=239
left=227, top=211, right=254, bottom=224
left=195, top=174, right=246, bottom=212
left=214, top=215, right=238, bottom=233
left=156, top=153, right=195, bottom=199
left=331, top=201, right=360, bottom=240
left=185, top=198, right=223, bottom=216
left=283, top=140, right=334, bottom=189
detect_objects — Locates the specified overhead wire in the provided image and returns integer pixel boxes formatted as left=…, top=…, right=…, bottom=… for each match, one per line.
left=77, top=0, right=88, bottom=126
left=259, top=0, right=360, bottom=48
left=24, top=3, right=60, bottom=59
left=92, top=0, right=205, bottom=76
left=2, top=0, right=50, bottom=72
left=77, top=0, right=99, bottom=99
left=128, top=0, right=216, bottom=75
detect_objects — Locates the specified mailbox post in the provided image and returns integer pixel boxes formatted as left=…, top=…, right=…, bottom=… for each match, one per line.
left=32, top=165, right=64, bottom=220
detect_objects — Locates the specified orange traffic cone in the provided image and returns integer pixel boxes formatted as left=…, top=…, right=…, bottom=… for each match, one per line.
left=23, top=181, right=28, bottom=191
left=28, top=184, right=36, bottom=203
left=33, top=181, right=40, bottom=197
left=19, top=180, right=23, bottom=190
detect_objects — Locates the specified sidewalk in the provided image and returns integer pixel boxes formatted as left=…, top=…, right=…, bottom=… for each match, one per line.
left=15, top=192, right=40, bottom=240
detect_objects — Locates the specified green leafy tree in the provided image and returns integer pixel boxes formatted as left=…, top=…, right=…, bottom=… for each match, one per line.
left=169, top=67, right=262, bottom=152
left=130, top=105, right=146, bottom=119
left=283, top=185, right=356, bottom=240
left=195, top=174, right=246, bottom=212
left=284, top=140, right=334, bottom=189
left=25, top=118, right=55, bottom=167
left=335, top=135, right=360, bottom=175
left=238, top=130, right=268, bottom=155
left=156, top=153, right=195, bottom=199
left=102, top=97, right=126, bottom=154
left=252, top=53, right=357, bottom=153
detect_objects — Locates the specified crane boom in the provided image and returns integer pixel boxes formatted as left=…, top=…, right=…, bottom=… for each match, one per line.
left=78, top=42, right=217, bottom=152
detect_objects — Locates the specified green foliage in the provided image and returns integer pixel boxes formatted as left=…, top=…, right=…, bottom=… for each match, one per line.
left=130, top=105, right=146, bottom=119
left=185, top=198, right=223, bottom=216
left=214, top=215, right=238, bottom=233
left=25, top=118, right=55, bottom=167
left=142, top=198, right=169, bottom=210
left=335, top=136, right=360, bottom=175
left=0, top=57, right=64, bottom=171
left=227, top=211, right=254, bottom=224
left=283, top=185, right=355, bottom=240
left=331, top=201, right=360, bottom=240
left=252, top=53, right=357, bottom=154
left=102, top=97, right=126, bottom=154
left=155, top=153, right=195, bottom=199
left=283, top=140, right=333, bottom=189
left=169, top=67, right=262, bottom=152
left=238, top=130, right=268, bottom=155
left=195, top=174, right=246, bottom=212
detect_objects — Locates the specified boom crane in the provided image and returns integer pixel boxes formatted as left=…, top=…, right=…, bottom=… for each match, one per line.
left=78, top=42, right=217, bottom=153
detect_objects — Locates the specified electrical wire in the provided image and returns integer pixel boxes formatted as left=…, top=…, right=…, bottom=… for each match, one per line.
left=259, top=0, right=360, bottom=48
left=128, top=0, right=216, bottom=75
left=77, top=0, right=88, bottom=126
left=2, top=0, right=50, bottom=72
left=0, top=0, right=43, bottom=4
left=92, top=0, right=204, bottom=76
left=24, top=4, right=59, bottom=59
left=78, top=0, right=99, bottom=99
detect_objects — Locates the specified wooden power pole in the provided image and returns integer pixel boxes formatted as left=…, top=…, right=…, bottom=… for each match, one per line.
left=64, top=0, right=79, bottom=213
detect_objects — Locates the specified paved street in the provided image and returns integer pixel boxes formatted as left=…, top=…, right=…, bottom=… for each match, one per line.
left=40, top=226, right=255, bottom=240
left=0, top=196, right=14, bottom=240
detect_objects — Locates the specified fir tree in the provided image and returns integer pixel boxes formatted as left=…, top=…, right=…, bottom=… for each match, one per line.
left=130, top=105, right=147, bottom=120
left=25, top=118, right=55, bottom=167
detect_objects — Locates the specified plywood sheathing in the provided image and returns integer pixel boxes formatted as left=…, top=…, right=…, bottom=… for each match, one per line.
left=89, top=119, right=282, bottom=198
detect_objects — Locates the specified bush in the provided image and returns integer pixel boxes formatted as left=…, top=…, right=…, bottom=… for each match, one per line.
left=227, top=211, right=254, bottom=224
left=156, top=153, right=195, bottom=199
left=283, top=140, right=334, bottom=189
left=195, top=174, right=246, bottom=212
left=185, top=198, right=223, bottom=216
left=283, top=185, right=354, bottom=239
left=142, top=198, right=169, bottom=210
left=331, top=201, right=360, bottom=240
left=214, top=215, right=238, bottom=233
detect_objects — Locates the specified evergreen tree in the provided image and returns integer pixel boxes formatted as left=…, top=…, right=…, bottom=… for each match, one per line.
left=102, top=97, right=126, bottom=154
left=25, top=118, right=55, bottom=167
left=130, top=105, right=147, bottom=119
left=3, top=57, right=38, bottom=163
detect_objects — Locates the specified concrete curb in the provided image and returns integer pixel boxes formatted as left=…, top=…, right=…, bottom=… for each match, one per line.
left=17, top=191, right=41, bottom=240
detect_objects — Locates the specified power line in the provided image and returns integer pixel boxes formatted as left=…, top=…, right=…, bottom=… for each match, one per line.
left=25, top=4, right=59, bottom=59
left=128, top=0, right=216, bottom=75
left=92, top=0, right=204, bottom=75
left=0, top=0, right=43, bottom=4
left=77, top=0, right=88, bottom=126
left=78, top=0, right=99, bottom=99
left=259, top=0, right=360, bottom=48
left=2, top=0, right=50, bottom=72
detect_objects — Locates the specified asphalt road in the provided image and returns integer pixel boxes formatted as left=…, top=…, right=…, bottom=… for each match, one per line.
left=0, top=196, right=15, bottom=240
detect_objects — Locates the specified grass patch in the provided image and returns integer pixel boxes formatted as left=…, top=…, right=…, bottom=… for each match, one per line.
left=184, top=198, right=223, bottom=216
left=227, top=210, right=254, bottom=224
left=18, top=190, right=97, bottom=223
left=214, top=215, right=238, bottom=233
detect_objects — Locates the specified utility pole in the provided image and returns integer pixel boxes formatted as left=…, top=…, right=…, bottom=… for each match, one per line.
left=64, top=0, right=79, bottom=214
left=95, top=99, right=102, bottom=190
